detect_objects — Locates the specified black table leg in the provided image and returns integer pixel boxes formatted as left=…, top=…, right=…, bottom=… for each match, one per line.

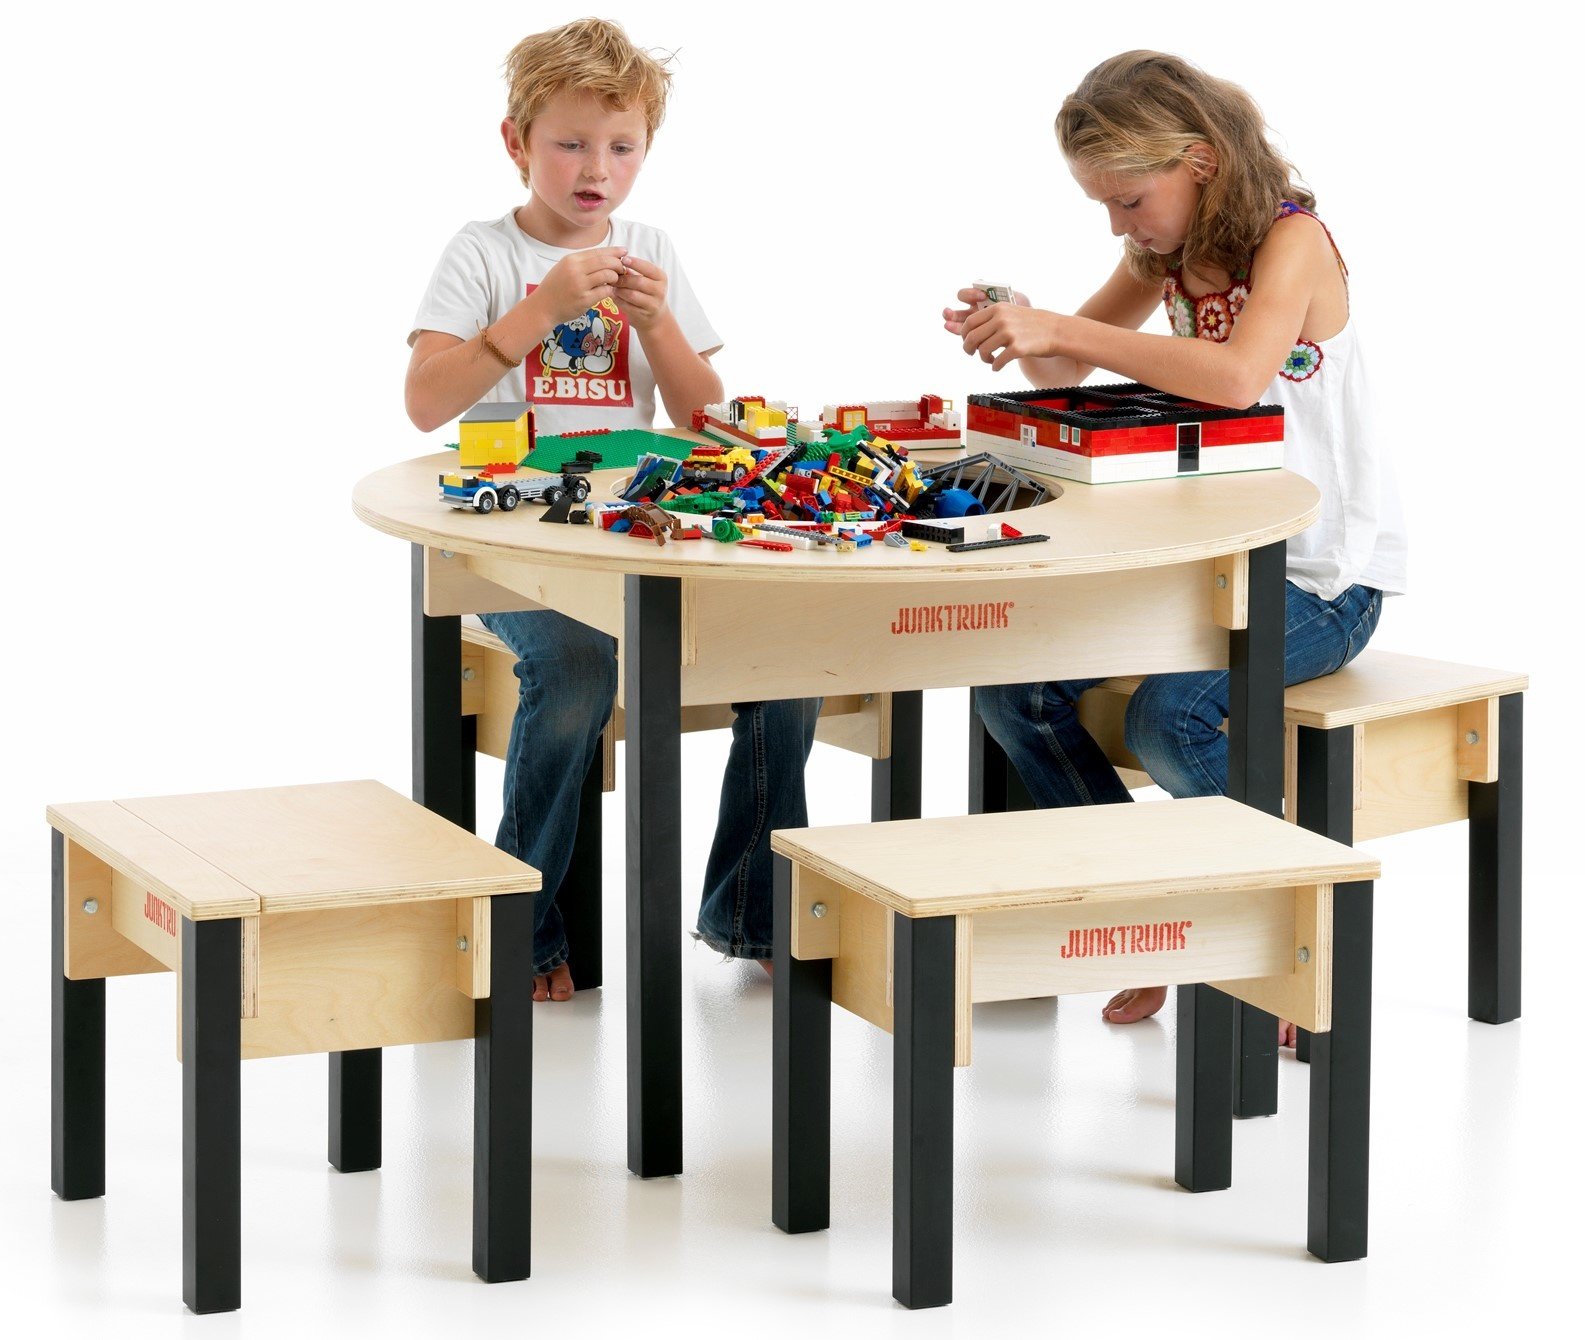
left=474, top=890, right=534, bottom=1282
left=966, top=697, right=1033, bottom=815
left=1226, top=540, right=1286, bottom=1118
left=183, top=917, right=241, bottom=1315
left=772, top=855, right=831, bottom=1234
left=1293, top=724, right=1356, bottom=1066
left=1469, top=693, right=1522, bottom=1024
left=1174, top=982, right=1234, bottom=1192
left=561, top=746, right=605, bottom=991
left=624, top=574, right=683, bottom=1178
left=873, top=689, right=923, bottom=821
left=51, top=830, right=105, bottom=1202
left=328, top=1050, right=381, bottom=1173
left=412, top=542, right=473, bottom=831
left=893, top=912, right=955, bottom=1310
left=1309, top=879, right=1374, bottom=1262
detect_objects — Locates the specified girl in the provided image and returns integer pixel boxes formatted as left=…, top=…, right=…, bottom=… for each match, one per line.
left=944, top=50, right=1407, bottom=1042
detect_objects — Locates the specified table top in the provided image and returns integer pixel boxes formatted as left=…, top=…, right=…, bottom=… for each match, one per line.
left=354, top=431, right=1320, bottom=585
left=48, top=780, right=541, bottom=920
left=770, top=797, right=1380, bottom=918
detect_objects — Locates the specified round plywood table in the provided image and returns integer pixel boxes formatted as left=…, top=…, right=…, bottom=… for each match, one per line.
left=356, top=433, right=1320, bottom=1176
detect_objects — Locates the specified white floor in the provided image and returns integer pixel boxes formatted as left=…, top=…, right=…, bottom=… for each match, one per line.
left=3, top=691, right=1576, bottom=1337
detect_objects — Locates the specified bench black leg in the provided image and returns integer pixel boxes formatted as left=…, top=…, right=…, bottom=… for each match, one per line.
left=560, top=745, right=606, bottom=991
left=625, top=574, right=683, bottom=1179
left=183, top=917, right=242, bottom=1315
left=772, top=855, right=831, bottom=1234
left=1227, top=540, right=1286, bottom=1119
left=873, top=690, right=923, bottom=821
left=328, top=1050, right=382, bottom=1173
left=51, top=830, right=105, bottom=1202
left=893, top=912, right=955, bottom=1310
left=1174, top=983, right=1235, bottom=1192
left=474, top=890, right=534, bottom=1282
left=967, top=696, right=1034, bottom=815
left=1309, top=879, right=1374, bottom=1261
left=411, top=542, right=473, bottom=831
left=1293, top=723, right=1357, bottom=1067
left=1469, top=693, right=1522, bottom=1024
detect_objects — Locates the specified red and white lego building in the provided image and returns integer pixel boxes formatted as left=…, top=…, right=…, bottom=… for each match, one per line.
left=965, top=383, right=1284, bottom=484
left=821, top=394, right=961, bottom=442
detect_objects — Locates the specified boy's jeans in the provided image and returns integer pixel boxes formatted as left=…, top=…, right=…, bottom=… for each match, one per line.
left=974, top=582, right=1383, bottom=807
left=479, top=608, right=821, bottom=971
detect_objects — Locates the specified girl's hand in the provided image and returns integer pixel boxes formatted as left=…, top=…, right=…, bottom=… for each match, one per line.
left=959, top=301, right=1063, bottom=371
left=614, top=255, right=669, bottom=330
left=942, top=286, right=1030, bottom=335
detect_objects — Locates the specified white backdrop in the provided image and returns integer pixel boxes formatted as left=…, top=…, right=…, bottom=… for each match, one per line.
left=1, top=0, right=1575, bottom=1329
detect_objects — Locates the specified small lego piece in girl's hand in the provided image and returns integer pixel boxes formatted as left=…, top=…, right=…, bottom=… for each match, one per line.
left=975, top=282, right=1016, bottom=309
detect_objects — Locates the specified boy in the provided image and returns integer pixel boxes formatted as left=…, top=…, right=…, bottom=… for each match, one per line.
left=406, top=18, right=820, bottom=1000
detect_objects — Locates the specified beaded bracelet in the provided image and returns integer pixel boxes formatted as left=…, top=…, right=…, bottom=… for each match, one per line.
left=478, top=326, right=518, bottom=369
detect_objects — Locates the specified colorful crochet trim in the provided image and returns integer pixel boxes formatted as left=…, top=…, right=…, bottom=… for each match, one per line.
left=1162, top=201, right=1338, bottom=382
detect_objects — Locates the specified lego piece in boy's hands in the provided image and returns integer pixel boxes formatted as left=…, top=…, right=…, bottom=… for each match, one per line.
left=975, top=282, right=1016, bottom=309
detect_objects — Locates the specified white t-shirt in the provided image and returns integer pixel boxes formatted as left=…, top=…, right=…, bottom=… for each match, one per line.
left=409, top=212, right=722, bottom=436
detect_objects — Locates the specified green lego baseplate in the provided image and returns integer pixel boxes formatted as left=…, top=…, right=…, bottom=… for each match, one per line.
left=521, top=428, right=682, bottom=474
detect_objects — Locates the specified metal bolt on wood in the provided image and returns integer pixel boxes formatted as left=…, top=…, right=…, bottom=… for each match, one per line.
left=462, top=668, right=476, bottom=682
left=82, top=899, right=98, bottom=915
left=1466, top=730, right=1480, bottom=745
left=1297, top=946, right=1310, bottom=964
left=1216, top=574, right=1228, bottom=589
left=810, top=903, right=827, bottom=919
left=456, top=936, right=469, bottom=952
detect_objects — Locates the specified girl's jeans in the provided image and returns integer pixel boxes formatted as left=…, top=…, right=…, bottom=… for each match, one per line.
left=479, top=608, right=821, bottom=971
left=974, top=583, right=1384, bottom=807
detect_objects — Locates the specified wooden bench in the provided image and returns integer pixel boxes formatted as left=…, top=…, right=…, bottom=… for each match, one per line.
left=47, top=780, right=541, bottom=1314
left=769, top=797, right=1379, bottom=1309
left=1070, top=651, right=1527, bottom=1046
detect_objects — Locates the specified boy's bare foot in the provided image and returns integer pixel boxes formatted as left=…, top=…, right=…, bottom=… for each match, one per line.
left=532, top=962, right=575, bottom=1002
left=1278, top=1018, right=1298, bottom=1048
left=1101, top=985, right=1167, bottom=1023
left=759, top=959, right=774, bottom=979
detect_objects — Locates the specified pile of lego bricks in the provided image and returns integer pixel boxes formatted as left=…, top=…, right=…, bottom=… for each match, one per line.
left=587, top=426, right=1052, bottom=555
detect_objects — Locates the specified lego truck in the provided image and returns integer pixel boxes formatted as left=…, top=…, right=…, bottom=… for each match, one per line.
left=439, top=453, right=602, bottom=514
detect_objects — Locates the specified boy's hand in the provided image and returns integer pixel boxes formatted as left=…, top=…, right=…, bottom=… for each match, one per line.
left=959, top=300, right=1064, bottom=372
left=533, top=246, right=629, bottom=326
left=613, top=255, right=669, bottom=330
left=942, top=286, right=1030, bottom=336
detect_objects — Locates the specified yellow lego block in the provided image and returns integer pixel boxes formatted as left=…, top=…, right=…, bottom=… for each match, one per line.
left=459, top=410, right=532, bottom=469
left=909, top=540, right=928, bottom=552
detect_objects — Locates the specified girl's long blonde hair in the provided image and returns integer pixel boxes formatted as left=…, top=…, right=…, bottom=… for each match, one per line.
left=1056, top=51, right=1314, bottom=284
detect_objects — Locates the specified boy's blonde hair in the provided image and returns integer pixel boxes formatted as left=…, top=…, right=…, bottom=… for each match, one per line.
left=1056, top=51, right=1315, bottom=285
left=504, top=18, right=674, bottom=187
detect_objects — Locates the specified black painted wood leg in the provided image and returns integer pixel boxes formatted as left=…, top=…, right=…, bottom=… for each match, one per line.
left=474, top=890, right=535, bottom=1282
left=1174, top=983, right=1234, bottom=1192
left=51, top=830, right=105, bottom=1202
left=625, top=574, right=683, bottom=1178
left=1469, top=693, right=1522, bottom=1024
left=772, top=855, right=831, bottom=1234
left=893, top=913, right=955, bottom=1310
left=1309, top=879, right=1374, bottom=1262
left=873, top=689, right=923, bottom=822
left=183, top=917, right=242, bottom=1315
left=1294, top=724, right=1357, bottom=1068
left=966, top=695, right=1034, bottom=815
left=560, top=744, right=606, bottom=991
left=1227, top=540, right=1286, bottom=1119
left=411, top=542, right=472, bottom=831
left=328, top=1050, right=382, bottom=1173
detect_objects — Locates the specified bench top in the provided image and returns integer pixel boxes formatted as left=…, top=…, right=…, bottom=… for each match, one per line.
left=770, top=796, right=1378, bottom=918
left=1279, top=650, right=1528, bottom=728
left=47, top=780, right=541, bottom=921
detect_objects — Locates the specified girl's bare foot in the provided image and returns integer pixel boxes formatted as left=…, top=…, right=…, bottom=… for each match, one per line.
left=759, top=959, right=773, bottom=978
left=1278, top=1018, right=1298, bottom=1048
left=532, top=961, right=575, bottom=1002
left=1101, top=985, right=1168, bottom=1023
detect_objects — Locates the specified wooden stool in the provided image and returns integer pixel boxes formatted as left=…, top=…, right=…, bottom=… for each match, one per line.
left=47, top=780, right=541, bottom=1314
left=769, top=797, right=1379, bottom=1309
left=1070, top=651, right=1527, bottom=1065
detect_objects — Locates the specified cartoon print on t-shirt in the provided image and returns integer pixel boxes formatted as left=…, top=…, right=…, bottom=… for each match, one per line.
left=526, top=288, right=633, bottom=407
